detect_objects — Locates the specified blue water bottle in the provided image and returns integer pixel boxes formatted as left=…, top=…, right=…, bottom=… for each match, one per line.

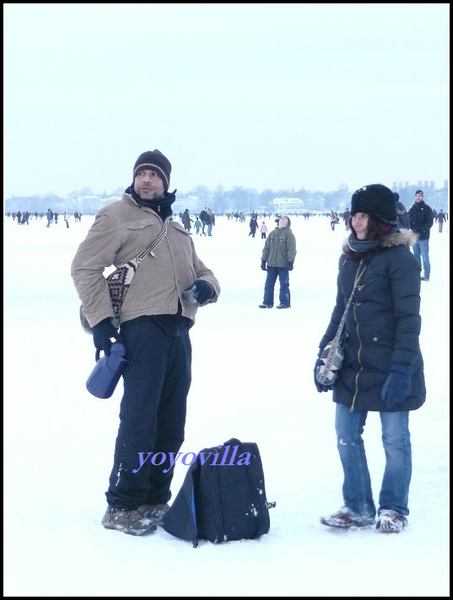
left=86, top=341, right=127, bottom=399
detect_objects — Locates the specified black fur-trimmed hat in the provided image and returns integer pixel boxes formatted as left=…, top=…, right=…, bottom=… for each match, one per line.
left=350, top=184, right=397, bottom=225
left=133, top=150, right=171, bottom=190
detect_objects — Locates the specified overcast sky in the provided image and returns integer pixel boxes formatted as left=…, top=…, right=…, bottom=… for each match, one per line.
left=4, top=3, right=449, bottom=198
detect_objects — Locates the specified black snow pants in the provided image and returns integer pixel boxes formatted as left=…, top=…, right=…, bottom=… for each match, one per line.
left=105, top=317, right=192, bottom=510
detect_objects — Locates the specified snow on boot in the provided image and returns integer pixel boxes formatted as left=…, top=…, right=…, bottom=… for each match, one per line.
left=138, top=503, right=170, bottom=526
left=375, top=510, right=408, bottom=533
left=101, top=507, right=157, bottom=536
left=321, top=506, right=375, bottom=529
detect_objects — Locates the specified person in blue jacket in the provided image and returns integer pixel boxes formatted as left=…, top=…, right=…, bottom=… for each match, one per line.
left=315, top=184, right=426, bottom=534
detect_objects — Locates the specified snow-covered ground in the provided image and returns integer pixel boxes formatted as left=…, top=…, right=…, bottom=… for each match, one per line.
left=4, top=211, right=449, bottom=596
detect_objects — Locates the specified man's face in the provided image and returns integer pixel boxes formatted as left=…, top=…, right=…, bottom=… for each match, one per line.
left=415, top=193, right=424, bottom=203
left=133, top=169, right=165, bottom=199
left=278, top=217, right=289, bottom=228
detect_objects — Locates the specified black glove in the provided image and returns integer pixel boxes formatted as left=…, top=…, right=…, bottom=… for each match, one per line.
left=261, top=259, right=267, bottom=271
left=314, top=348, right=332, bottom=393
left=183, top=279, right=215, bottom=305
left=92, top=317, right=119, bottom=356
left=381, top=363, right=413, bottom=408
left=287, top=262, right=294, bottom=271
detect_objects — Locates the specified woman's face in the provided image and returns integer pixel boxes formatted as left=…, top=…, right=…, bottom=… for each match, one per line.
left=351, top=212, right=369, bottom=239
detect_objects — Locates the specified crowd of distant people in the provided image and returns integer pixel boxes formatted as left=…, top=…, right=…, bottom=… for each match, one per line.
left=5, top=203, right=448, bottom=236
left=179, top=207, right=216, bottom=236
left=6, top=209, right=83, bottom=226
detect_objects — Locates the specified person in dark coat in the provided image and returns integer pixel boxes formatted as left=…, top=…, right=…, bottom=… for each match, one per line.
left=393, top=192, right=410, bottom=229
left=408, top=189, right=434, bottom=281
left=249, top=216, right=259, bottom=237
left=181, top=208, right=193, bottom=232
left=436, top=208, right=447, bottom=232
left=199, top=208, right=208, bottom=236
left=342, top=208, right=351, bottom=230
left=315, top=183, right=426, bottom=534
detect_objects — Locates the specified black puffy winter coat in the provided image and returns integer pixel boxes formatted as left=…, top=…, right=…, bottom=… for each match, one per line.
left=408, top=200, right=434, bottom=240
left=318, top=230, right=426, bottom=412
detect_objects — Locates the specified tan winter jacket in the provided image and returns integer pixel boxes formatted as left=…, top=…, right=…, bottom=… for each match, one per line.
left=71, top=193, right=220, bottom=328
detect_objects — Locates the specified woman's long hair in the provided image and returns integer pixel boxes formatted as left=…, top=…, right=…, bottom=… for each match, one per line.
left=349, top=214, right=390, bottom=241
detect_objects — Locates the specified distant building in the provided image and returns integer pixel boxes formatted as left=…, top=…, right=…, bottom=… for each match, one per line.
left=99, top=196, right=122, bottom=206
left=270, top=197, right=305, bottom=213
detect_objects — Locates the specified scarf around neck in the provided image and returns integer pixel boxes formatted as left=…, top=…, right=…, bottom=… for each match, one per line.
left=347, top=236, right=381, bottom=253
left=126, top=186, right=176, bottom=221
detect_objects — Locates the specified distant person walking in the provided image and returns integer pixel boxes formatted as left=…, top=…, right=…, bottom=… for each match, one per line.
left=206, top=209, right=215, bottom=236
left=342, top=208, right=351, bottom=231
left=259, top=216, right=297, bottom=309
left=330, top=211, right=339, bottom=231
left=249, top=216, right=259, bottom=238
left=46, top=208, right=53, bottom=227
left=436, top=209, right=447, bottom=233
left=182, top=208, right=193, bottom=233
left=260, top=221, right=268, bottom=239
left=408, top=189, right=434, bottom=281
left=199, top=208, right=208, bottom=236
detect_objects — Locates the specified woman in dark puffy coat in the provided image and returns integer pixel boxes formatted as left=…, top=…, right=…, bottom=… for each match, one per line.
left=315, top=184, right=426, bottom=534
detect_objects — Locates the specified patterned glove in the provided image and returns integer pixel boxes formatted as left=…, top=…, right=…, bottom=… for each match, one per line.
left=381, top=363, right=413, bottom=408
left=92, top=317, right=119, bottom=356
left=314, top=357, right=332, bottom=393
left=183, top=279, right=215, bottom=305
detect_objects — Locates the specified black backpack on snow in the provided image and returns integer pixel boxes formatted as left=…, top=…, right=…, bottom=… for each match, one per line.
left=163, top=438, right=275, bottom=547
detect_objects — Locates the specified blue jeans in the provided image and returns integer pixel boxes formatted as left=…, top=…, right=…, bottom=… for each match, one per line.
left=412, top=239, right=430, bottom=278
left=335, top=403, right=412, bottom=517
left=263, top=267, right=290, bottom=307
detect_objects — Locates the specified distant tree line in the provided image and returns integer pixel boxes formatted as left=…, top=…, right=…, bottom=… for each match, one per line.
left=4, top=181, right=449, bottom=217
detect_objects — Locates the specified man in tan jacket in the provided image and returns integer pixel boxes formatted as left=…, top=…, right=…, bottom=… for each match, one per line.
left=71, top=149, right=220, bottom=536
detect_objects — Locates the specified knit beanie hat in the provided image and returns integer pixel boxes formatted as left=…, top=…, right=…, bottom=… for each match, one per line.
left=350, top=184, right=397, bottom=225
left=133, top=150, right=171, bottom=191
left=415, top=189, right=424, bottom=196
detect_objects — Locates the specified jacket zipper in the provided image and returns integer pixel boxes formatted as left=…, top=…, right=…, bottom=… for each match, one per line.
left=349, top=261, right=366, bottom=412
left=350, top=301, right=363, bottom=412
